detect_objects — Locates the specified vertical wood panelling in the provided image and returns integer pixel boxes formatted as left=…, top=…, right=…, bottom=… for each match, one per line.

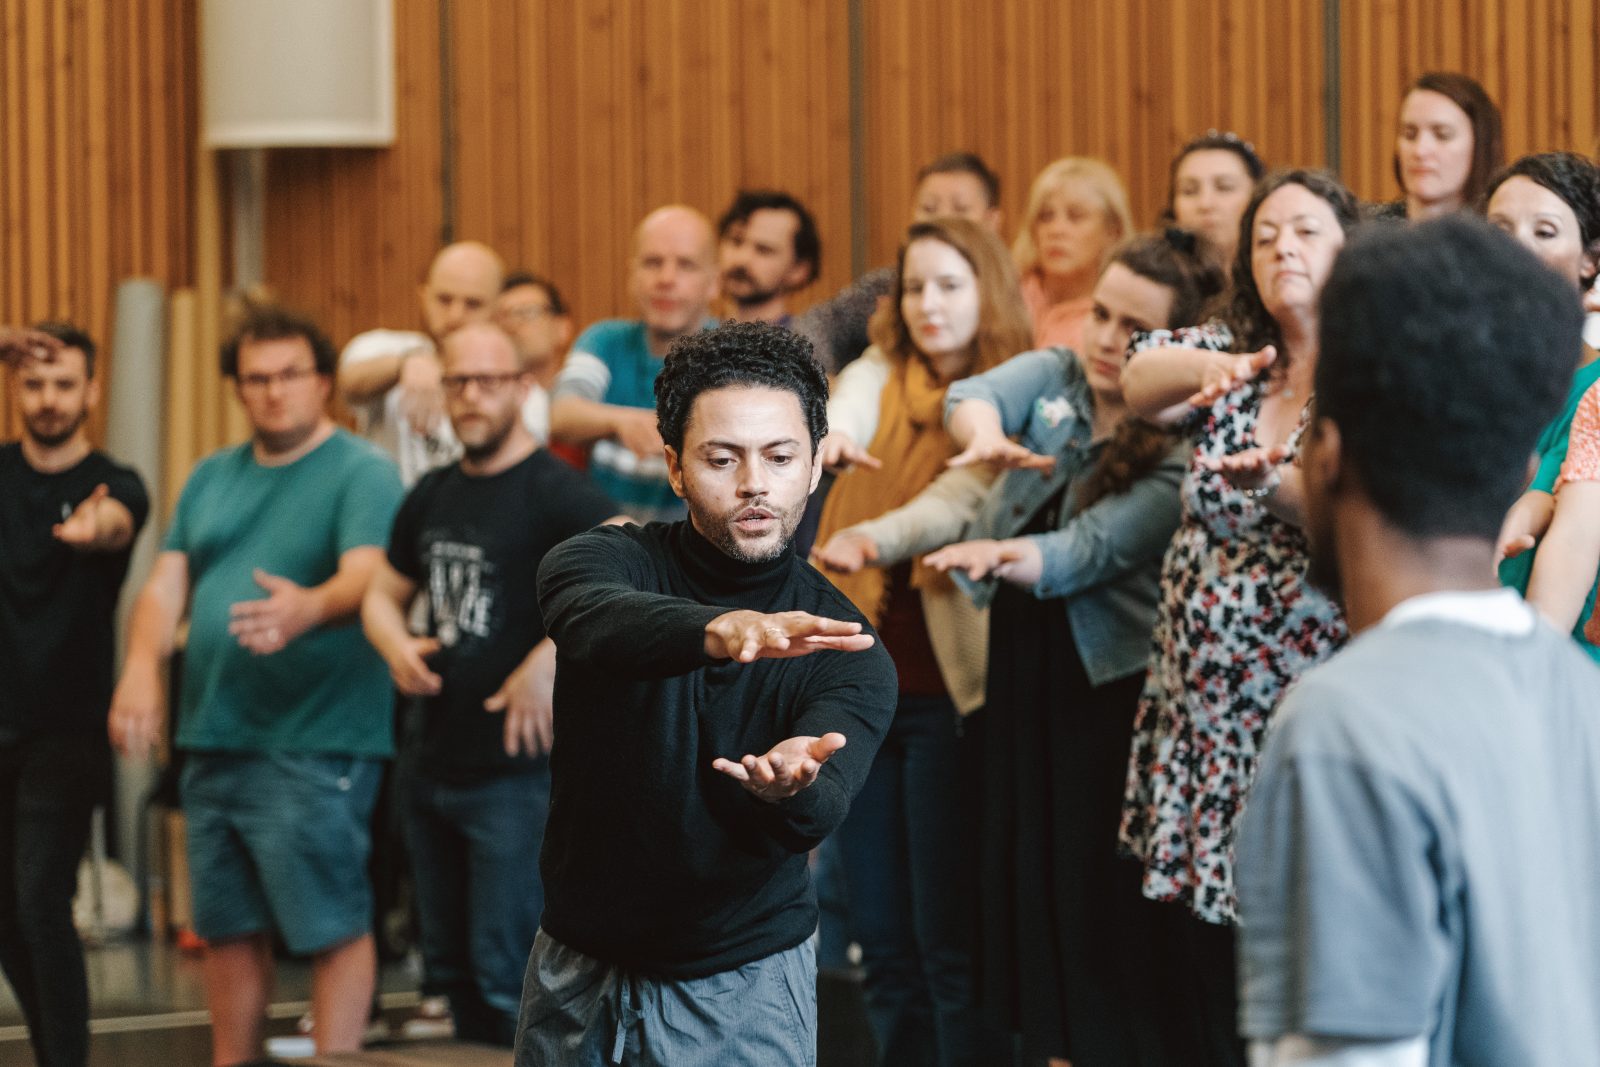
left=1340, top=0, right=1600, bottom=204
left=860, top=0, right=1328, bottom=270
left=264, top=0, right=855, bottom=343
left=0, top=0, right=196, bottom=444
left=8, top=0, right=1600, bottom=470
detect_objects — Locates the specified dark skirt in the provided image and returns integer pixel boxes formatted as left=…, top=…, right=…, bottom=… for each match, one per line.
left=977, top=581, right=1167, bottom=1066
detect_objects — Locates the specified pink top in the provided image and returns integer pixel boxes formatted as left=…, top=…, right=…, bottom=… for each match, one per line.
left=1559, top=380, right=1600, bottom=488
left=1021, top=270, right=1092, bottom=351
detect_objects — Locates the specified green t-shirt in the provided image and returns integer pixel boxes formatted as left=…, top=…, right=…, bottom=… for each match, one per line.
left=165, top=431, right=403, bottom=756
left=1499, top=357, right=1600, bottom=663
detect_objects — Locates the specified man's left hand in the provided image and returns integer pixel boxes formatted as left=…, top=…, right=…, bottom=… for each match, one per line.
left=229, top=569, right=320, bottom=655
left=484, top=640, right=556, bottom=757
left=712, top=733, right=846, bottom=802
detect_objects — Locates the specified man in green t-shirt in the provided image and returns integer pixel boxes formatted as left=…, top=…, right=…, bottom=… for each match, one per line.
left=111, top=307, right=403, bottom=1065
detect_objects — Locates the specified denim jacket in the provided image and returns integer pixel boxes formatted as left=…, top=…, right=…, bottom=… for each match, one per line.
left=944, top=347, right=1185, bottom=686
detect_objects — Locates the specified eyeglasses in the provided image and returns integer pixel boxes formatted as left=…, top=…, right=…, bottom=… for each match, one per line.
left=441, top=372, right=523, bottom=396
left=498, top=304, right=556, bottom=323
left=237, top=366, right=319, bottom=391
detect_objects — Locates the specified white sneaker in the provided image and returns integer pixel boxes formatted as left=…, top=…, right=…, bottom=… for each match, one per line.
left=398, top=995, right=455, bottom=1040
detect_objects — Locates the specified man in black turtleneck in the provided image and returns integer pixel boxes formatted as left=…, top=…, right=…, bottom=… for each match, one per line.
left=514, top=322, right=897, bottom=1066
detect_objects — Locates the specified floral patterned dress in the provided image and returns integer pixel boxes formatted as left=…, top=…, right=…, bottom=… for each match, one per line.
left=1117, top=324, right=1347, bottom=925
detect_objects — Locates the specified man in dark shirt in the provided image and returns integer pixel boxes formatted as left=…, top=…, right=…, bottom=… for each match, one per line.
left=0, top=323, right=149, bottom=1067
left=515, top=321, right=897, bottom=1066
left=363, top=322, right=621, bottom=1046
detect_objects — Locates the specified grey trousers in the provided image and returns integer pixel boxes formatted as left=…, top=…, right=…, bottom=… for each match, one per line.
left=514, top=929, right=818, bottom=1067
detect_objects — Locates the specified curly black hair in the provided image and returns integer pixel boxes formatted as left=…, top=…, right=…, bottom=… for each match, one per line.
left=653, top=321, right=829, bottom=454
left=1486, top=151, right=1600, bottom=290
left=220, top=304, right=338, bottom=379
left=1316, top=214, right=1582, bottom=539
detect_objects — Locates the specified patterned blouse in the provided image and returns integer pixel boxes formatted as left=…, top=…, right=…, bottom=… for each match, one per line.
left=1558, top=380, right=1600, bottom=487
left=1117, top=322, right=1348, bottom=925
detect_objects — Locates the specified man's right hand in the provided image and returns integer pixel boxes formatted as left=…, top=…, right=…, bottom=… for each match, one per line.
left=613, top=408, right=666, bottom=460
left=109, top=659, right=165, bottom=760
left=386, top=636, right=444, bottom=696
left=705, top=610, right=875, bottom=664
left=397, top=349, right=446, bottom=437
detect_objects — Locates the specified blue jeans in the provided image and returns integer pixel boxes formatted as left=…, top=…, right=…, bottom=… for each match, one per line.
left=402, top=764, right=550, bottom=1046
left=515, top=930, right=817, bottom=1066
left=837, top=694, right=983, bottom=1067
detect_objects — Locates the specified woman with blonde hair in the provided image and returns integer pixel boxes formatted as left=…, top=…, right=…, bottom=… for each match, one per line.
left=811, top=215, right=1031, bottom=1066
left=1014, top=157, right=1135, bottom=351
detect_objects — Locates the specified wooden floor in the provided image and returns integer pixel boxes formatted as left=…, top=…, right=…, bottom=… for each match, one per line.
left=0, top=940, right=876, bottom=1067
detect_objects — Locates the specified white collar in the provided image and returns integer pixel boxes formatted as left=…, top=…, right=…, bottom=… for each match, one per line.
left=1380, top=588, right=1536, bottom=635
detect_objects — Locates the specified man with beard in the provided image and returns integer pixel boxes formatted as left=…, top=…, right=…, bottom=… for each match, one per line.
left=338, top=241, right=506, bottom=486
left=362, top=322, right=620, bottom=1046
left=0, top=323, right=148, bottom=1067
left=549, top=205, right=719, bottom=523
left=716, top=190, right=821, bottom=328
left=109, top=307, right=402, bottom=1065
left=516, top=322, right=897, bottom=1065
left=1235, top=216, right=1600, bottom=1065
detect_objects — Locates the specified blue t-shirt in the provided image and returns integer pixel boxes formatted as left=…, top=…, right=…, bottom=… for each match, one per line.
left=164, top=431, right=403, bottom=756
left=1499, top=357, right=1600, bottom=662
left=553, top=318, right=711, bottom=524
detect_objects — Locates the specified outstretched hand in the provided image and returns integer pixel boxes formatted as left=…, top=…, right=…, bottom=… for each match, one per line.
left=811, top=531, right=879, bottom=575
left=818, top=431, right=882, bottom=473
left=1188, top=346, right=1276, bottom=408
left=704, top=609, right=875, bottom=664
left=229, top=569, right=320, bottom=655
left=923, top=537, right=1043, bottom=586
left=0, top=327, right=63, bottom=368
left=945, top=432, right=1055, bottom=474
left=53, top=484, right=110, bottom=547
left=1199, top=444, right=1291, bottom=493
left=712, top=732, right=847, bottom=801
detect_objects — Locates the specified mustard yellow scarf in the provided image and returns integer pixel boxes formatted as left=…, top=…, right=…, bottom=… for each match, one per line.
left=816, top=352, right=962, bottom=627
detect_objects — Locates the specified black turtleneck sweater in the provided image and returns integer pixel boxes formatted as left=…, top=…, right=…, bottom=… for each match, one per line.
left=536, top=520, right=897, bottom=977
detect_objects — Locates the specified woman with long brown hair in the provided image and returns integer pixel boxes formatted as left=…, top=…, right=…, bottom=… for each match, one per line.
left=811, top=216, right=1031, bottom=1066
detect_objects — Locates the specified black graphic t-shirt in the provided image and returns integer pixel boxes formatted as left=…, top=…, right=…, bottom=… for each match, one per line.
left=387, top=449, right=617, bottom=779
left=0, top=444, right=150, bottom=740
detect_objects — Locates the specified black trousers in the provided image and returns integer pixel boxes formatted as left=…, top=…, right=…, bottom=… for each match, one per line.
left=0, top=732, right=109, bottom=1067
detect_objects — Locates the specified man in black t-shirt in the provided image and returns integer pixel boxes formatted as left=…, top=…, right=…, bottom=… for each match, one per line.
left=362, top=322, right=620, bottom=1046
left=0, top=323, right=149, bottom=1067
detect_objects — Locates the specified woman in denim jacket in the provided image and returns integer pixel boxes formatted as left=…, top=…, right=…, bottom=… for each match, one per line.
left=827, top=232, right=1221, bottom=1065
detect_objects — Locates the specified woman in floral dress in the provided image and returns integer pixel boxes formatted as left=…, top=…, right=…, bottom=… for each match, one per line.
left=1116, top=170, right=1359, bottom=1065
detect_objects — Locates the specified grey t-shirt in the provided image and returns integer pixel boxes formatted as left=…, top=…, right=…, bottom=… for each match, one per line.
left=1236, top=597, right=1600, bottom=1066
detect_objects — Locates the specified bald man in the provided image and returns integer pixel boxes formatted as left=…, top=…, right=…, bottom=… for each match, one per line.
left=549, top=206, right=718, bottom=522
left=338, top=241, right=505, bottom=485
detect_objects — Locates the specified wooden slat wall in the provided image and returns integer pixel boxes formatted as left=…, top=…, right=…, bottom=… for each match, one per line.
left=261, top=0, right=446, bottom=349
left=0, top=0, right=197, bottom=441
left=860, top=0, right=1328, bottom=268
left=9, top=0, right=1600, bottom=469
left=1339, top=0, right=1600, bottom=204
left=264, top=0, right=854, bottom=346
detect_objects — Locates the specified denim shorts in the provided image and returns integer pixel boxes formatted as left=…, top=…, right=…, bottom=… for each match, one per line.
left=181, top=751, right=381, bottom=955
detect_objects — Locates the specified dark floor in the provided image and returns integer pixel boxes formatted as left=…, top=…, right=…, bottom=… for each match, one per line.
left=0, top=940, right=875, bottom=1067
